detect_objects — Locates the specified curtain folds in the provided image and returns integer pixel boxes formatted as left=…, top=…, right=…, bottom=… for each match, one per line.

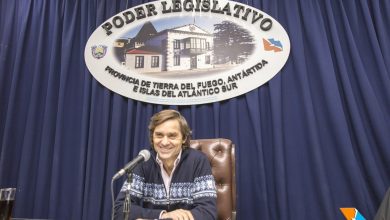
left=1, top=0, right=389, bottom=219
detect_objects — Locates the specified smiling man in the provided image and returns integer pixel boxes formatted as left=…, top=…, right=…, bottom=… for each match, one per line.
left=114, top=109, right=217, bottom=220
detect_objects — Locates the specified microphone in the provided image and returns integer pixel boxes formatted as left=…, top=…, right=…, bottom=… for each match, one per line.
left=112, top=149, right=151, bottom=180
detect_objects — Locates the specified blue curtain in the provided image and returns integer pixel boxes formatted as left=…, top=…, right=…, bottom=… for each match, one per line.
left=1, top=0, right=389, bottom=219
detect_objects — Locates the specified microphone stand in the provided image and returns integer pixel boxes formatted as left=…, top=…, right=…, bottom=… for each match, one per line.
left=123, top=171, right=133, bottom=220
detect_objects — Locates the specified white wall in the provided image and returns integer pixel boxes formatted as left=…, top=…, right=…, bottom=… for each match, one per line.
left=125, top=54, right=163, bottom=73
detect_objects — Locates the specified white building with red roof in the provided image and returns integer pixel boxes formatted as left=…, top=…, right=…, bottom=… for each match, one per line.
left=125, top=22, right=214, bottom=73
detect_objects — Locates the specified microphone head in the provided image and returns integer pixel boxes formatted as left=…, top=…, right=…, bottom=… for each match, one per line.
left=139, top=149, right=151, bottom=161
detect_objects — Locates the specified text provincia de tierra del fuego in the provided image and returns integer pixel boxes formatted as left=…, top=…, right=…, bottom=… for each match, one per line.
left=101, top=0, right=272, bottom=99
left=105, top=59, right=268, bottom=98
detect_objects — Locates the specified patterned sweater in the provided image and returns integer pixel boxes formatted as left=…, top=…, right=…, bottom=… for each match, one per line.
left=114, top=148, right=217, bottom=220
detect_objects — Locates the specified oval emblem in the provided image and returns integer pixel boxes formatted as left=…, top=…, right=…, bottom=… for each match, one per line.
left=84, top=0, right=290, bottom=105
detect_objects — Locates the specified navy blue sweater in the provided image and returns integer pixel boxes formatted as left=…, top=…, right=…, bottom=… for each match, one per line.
left=114, top=148, right=217, bottom=220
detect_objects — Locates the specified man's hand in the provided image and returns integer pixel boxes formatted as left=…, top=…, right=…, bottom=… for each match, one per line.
left=161, top=209, right=194, bottom=220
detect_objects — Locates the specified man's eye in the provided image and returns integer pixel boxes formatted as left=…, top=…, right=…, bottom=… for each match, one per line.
left=169, top=135, right=178, bottom=139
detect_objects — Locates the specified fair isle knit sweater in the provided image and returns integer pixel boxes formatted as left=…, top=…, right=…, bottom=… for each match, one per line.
left=114, top=148, right=217, bottom=220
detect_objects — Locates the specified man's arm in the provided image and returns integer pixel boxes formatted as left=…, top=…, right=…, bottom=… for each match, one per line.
left=190, top=175, right=217, bottom=220
left=189, top=154, right=218, bottom=220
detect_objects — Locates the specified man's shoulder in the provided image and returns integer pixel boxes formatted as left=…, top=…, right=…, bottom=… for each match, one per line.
left=183, top=148, right=209, bottom=162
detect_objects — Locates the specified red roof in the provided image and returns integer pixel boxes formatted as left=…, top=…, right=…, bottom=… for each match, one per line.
left=126, top=49, right=160, bottom=55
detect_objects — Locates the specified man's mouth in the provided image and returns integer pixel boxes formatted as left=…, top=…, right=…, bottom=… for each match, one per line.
left=158, top=146, right=172, bottom=152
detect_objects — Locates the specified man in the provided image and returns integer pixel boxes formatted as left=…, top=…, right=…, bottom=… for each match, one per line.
left=114, top=109, right=217, bottom=220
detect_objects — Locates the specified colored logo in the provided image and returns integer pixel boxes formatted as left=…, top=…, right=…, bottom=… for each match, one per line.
left=263, top=38, right=283, bottom=52
left=340, top=208, right=366, bottom=220
left=91, top=45, right=107, bottom=59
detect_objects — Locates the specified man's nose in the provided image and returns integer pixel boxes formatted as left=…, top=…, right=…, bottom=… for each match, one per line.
left=161, top=136, right=169, bottom=145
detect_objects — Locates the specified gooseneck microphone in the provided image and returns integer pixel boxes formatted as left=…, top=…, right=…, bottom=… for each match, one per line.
left=112, top=149, right=151, bottom=180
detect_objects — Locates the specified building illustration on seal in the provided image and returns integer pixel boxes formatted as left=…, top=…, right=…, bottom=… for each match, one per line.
left=121, top=21, right=214, bottom=73
left=114, top=19, right=255, bottom=76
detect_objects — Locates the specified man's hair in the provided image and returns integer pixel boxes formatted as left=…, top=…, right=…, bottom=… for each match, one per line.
left=148, top=109, right=192, bottom=149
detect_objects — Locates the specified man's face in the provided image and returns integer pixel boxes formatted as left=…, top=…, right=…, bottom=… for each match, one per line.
left=153, top=119, right=184, bottom=164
